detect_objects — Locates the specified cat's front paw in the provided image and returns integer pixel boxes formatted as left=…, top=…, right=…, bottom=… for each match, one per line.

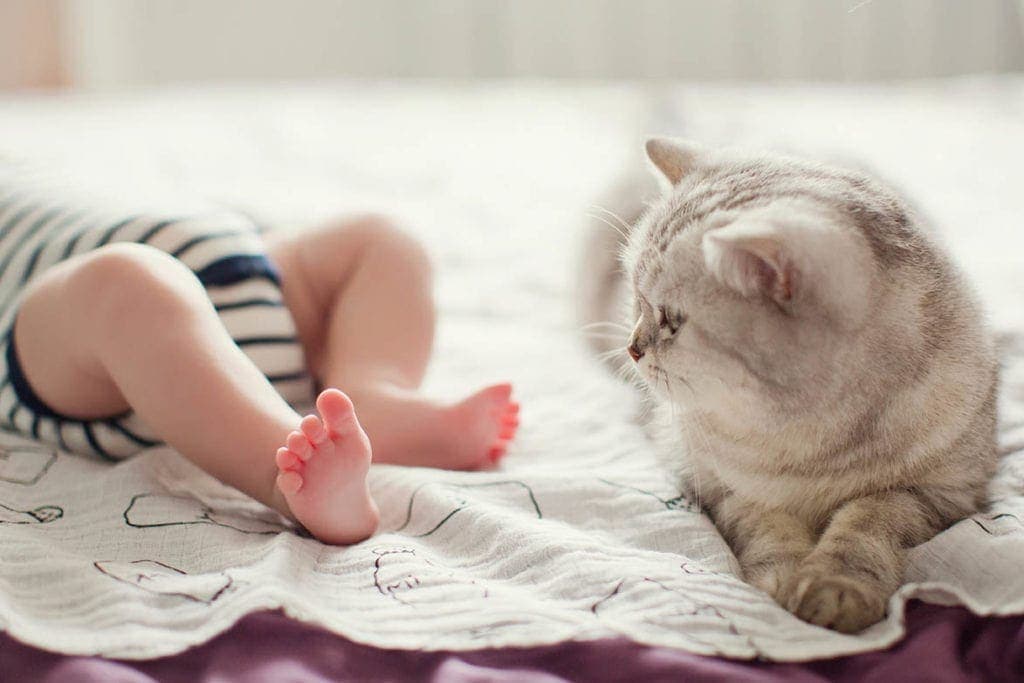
left=743, top=559, right=799, bottom=602
left=781, top=567, right=887, bottom=633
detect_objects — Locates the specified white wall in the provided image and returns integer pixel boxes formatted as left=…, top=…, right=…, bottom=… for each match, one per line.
left=62, top=0, right=1024, bottom=88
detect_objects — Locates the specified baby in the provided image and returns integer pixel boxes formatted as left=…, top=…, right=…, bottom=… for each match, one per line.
left=0, top=184, right=519, bottom=544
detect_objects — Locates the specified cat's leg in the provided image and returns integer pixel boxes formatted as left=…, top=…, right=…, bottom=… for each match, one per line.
left=270, top=216, right=518, bottom=471
left=714, top=496, right=816, bottom=600
left=15, top=243, right=378, bottom=544
left=780, top=490, right=938, bottom=633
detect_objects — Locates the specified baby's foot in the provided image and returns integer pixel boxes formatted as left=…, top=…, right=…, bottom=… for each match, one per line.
left=441, top=382, right=520, bottom=468
left=274, top=388, right=379, bottom=545
left=342, top=381, right=520, bottom=471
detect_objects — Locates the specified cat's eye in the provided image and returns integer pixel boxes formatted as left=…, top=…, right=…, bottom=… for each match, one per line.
left=658, top=306, right=686, bottom=335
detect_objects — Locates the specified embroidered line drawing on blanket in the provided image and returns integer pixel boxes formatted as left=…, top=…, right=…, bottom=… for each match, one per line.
left=94, top=560, right=233, bottom=604
left=372, top=546, right=489, bottom=605
left=0, top=445, right=57, bottom=485
left=0, top=501, right=63, bottom=524
left=369, top=545, right=550, bottom=641
left=591, top=575, right=760, bottom=658
left=123, top=493, right=287, bottom=535
left=393, top=480, right=542, bottom=537
left=463, top=618, right=541, bottom=642
left=971, top=512, right=1023, bottom=537
left=597, top=478, right=698, bottom=513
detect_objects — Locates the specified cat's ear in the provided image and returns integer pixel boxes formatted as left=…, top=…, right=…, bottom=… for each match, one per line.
left=702, top=209, right=873, bottom=319
left=645, top=137, right=701, bottom=185
left=702, top=219, right=796, bottom=306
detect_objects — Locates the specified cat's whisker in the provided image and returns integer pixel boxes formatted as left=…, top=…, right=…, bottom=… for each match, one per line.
left=596, top=347, right=627, bottom=362
left=579, top=320, right=631, bottom=332
left=586, top=211, right=631, bottom=242
left=590, top=204, right=634, bottom=234
left=582, top=331, right=626, bottom=342
left=617, top=365, right=646, bottom=391
left=623, top=364, right=657, bottom=420
left=612, top=359, right=634, bottom=380
left=588, top=203, right=633, bottom=228
left=661, top=370, right=680, bottom=420
left=615, top=242, right=631, bottom=262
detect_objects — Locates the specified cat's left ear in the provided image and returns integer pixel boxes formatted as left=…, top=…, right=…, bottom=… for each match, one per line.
left=645, top=137, right=702, bottom=185
left=702, top=208, right=872, bottom=319
left=702, top=219, right=796, bottom=306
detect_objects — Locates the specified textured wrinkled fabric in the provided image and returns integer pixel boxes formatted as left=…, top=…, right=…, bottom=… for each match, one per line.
left=1, top=605, right=1022, bottom=682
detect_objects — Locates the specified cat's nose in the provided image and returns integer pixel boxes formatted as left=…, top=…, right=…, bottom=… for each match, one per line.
left=628, top=341, right=644, bottom=362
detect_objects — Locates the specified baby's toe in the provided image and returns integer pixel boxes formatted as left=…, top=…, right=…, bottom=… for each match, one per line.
left=300, top=414, right=328, bottom=447
left=287, top=431, right=313, bottom=460
left=488, top=443, right=507, bottom=462
left=276, top=447, right=301, bottom=471
left=317, top=388, right=362, bottom=437
left=276, top=470, right=303, bottom=495
left=490, top=400, right=519, bottom=420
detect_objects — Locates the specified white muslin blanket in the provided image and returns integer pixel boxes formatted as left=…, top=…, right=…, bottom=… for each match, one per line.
left=0, top=79, right=1022, bottom=661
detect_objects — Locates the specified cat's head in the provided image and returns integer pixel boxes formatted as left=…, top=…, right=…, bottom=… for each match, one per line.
left=624, top=138, right=931, bottom=423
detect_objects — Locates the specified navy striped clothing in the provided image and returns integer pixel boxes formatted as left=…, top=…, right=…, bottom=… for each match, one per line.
left=0, top=183, right=313, bottom=461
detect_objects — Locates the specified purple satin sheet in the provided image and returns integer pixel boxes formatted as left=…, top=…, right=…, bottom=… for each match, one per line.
left=2, top=601, right=1022, bottom=682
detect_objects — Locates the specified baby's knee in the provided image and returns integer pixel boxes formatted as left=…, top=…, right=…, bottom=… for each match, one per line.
left=66, top=243, right=205, bottom=323
left=351, top=215, right=433, bottom=282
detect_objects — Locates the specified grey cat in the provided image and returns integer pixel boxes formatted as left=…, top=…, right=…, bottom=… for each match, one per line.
left=580, top=138, right=998, bottom=633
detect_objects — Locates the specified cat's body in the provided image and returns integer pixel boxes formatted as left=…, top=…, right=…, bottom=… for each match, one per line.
left=580, top=139, right=998, bottom=633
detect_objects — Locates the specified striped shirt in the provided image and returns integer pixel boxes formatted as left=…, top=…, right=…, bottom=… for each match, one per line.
left=0, top=179, right=313, bottom=460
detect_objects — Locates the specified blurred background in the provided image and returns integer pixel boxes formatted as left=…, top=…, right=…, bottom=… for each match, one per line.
left=0, top=0, right=1022, bottom=388
left=2, top=0, right=1023, bottom=90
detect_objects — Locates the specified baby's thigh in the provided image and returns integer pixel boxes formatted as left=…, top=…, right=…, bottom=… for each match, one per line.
left=13, top=243, right=200, bottom=419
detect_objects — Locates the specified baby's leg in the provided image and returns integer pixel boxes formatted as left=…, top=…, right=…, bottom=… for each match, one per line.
left=273, top=217, right=519, bottom=470
left=15, top=243, right=377, bottom=544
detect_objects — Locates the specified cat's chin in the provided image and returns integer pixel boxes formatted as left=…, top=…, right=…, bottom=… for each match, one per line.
left=643, top=380, right=694, bottom=406
left=638, top=368, right=673, bottom=399
left=639, top=365, right=694, bottom=403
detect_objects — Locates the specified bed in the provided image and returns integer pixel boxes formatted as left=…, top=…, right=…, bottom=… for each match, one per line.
left=0, top=78, right=1022, bottom=681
